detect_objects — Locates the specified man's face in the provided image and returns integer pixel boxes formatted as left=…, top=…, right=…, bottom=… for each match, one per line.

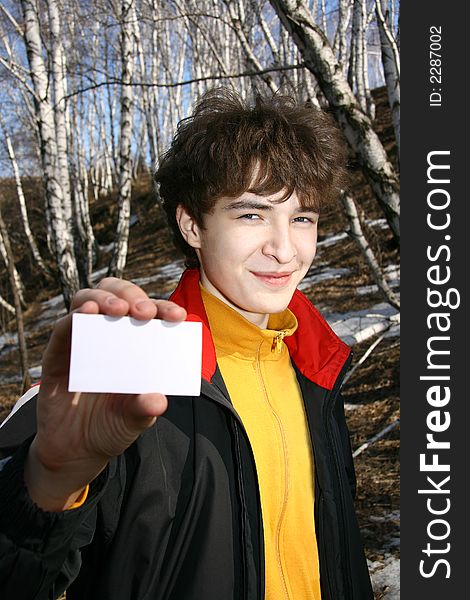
left=177, top=190, right=319, bottom=328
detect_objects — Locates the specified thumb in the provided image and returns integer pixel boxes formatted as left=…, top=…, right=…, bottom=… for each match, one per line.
left=124, top=392, right=168, bottom=429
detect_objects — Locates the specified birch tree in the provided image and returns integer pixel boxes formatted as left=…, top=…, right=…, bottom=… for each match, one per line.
left=224, top=1, right=279, bottom=95
left=108, top=0, right=135, bottom=278
left=340, top=191, right=400, bottom=309
left=268, top=0, right=400, bottom=243
left=375, top=0, right=400, bottom=155
left=0, top=221, right=26, bottom=306
left=333, top=0, right=352, bottom=71
left=20, top=0, right=80, bottom=308
left=0, top=113, right=51, bottom=278
left=0, top=196, right=31, bottom=392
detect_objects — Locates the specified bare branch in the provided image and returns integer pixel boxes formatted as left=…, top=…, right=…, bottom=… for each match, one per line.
left=0, top=2, right=24, bottom=36
left=0, top=293, right=15, bottom=314
left=62, top=63, right=307, bottom=103
left=352, top=419, right=400, bottom=458
left=340, top=191, right=400, bottom=309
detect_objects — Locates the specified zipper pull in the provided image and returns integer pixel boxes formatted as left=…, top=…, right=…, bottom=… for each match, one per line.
left=271, top=331, right=287, bottom=353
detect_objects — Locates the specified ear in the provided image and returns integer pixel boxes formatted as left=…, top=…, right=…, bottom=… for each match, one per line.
left=176, top=205, right=202, bottom=249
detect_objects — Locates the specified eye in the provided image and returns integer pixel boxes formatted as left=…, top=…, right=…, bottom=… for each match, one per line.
left=238, top=213, right=261, bottom=221
left=293, top=216, right=315, bottom=224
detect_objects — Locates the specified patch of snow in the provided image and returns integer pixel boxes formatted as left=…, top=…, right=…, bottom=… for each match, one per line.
left=132, top=260, right=185, bottom=288
left=297, top=266, right=351, bottom=290
left=326, top=303, right=400, bottom=345
left=316, top=231, right=348, bottom=248
left=98, top=242, right=114, bottom=254
left=356, top=264, right=400, bottom=295
left=29, top=365, right=42, bottom=379
left=35, top=294, right=66, bottom=329
left=344, top=403, right=362, bottom=411
left=41, top=293, right=64, bottom=309
left=0, top=332, right=18, bottom=354
left=368, top=555, right=400, bottom=600
left=0, top=364, right=41, bottom=385
left=365, top=218, right=388, bottom=229
left=90, top=266, right=108, bottom=282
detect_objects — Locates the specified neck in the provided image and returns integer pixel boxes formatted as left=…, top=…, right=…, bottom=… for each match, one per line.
left=199, top=270, right=269, bottom=328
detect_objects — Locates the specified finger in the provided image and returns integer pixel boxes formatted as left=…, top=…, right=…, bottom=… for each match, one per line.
left=96, top=278, right=157, bottom=320
left=152, top=300, right=187, bottom=322
left=70, top=288, right=130, bottom=316
left=40, top=313, right=74, bottom=375
left=125, top=393, right=169, bottom=428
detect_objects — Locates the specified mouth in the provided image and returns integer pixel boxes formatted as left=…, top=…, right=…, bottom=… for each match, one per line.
left=251, top=271, right=295, bottom=288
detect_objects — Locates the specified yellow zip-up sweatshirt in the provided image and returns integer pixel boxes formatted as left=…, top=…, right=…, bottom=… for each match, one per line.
left=201, top=286, right=321, bottom=600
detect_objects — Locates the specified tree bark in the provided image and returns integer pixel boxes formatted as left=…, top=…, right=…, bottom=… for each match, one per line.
left=47, top=0, right=74, bottom=235
left=376, top=0, right=400, bottom=155
left=333, top=0, right=352, bottom=72
left=0, top=293, right=15, bottom=314
left=0, top=223, right=26, bottom=307
left=224, top=0, right=279, bottom=95
left=269, top=0, right=400, bottom=243
left=20, top=0, right=80, bottom=308
left=108, top=0, right=134, bottom=278
left=0, top=199, right=31, bottom=393
left=0, top=114, right=51, bottom=278
left=340, top=191, right=400, bottom=309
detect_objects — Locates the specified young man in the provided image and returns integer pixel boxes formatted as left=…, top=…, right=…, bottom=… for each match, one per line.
left=0, top=89, right=373, bottom=599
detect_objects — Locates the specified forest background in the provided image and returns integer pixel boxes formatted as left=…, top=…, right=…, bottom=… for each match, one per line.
left=0, top=1, right=400, bottom=598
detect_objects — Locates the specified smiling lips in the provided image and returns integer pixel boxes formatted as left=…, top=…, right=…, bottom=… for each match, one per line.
left=251, top=271, right=295, bottom=287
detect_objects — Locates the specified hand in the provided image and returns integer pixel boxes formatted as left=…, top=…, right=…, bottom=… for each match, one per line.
left=24, top=278, right=187, bottom=511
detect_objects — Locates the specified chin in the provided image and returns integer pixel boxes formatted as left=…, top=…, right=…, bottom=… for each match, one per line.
left=250, top=294, right=292, bottom=315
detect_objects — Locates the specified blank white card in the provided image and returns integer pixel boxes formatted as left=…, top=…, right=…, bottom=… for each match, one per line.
left=69, top=314, right=202, bottom=396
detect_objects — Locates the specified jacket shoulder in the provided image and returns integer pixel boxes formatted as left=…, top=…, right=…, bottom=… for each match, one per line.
left=0, top=386, right=39, bottom=456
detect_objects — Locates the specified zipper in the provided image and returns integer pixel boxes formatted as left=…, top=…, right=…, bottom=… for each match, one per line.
left=254, top=344, right=291, bottom=600
left=271, top=330, right=289, bottom=354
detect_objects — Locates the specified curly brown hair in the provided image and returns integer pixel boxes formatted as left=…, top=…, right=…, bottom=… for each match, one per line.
left=155, top=88, right=348, bottom=267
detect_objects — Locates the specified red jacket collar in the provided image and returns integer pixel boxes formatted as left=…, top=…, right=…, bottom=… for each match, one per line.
left=169, top=268, right=351, bottom=391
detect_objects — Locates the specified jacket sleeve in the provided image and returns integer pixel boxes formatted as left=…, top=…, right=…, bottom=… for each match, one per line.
left=0, top=438, right=110, bottom=600
left=333, top=392, right=357, bottom=500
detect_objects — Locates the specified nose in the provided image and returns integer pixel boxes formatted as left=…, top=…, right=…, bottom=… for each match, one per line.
left=262, top=223, right=297, bottom=264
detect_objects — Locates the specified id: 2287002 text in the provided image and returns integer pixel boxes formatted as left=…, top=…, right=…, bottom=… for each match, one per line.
left=429, top=26, right=443, bottom=108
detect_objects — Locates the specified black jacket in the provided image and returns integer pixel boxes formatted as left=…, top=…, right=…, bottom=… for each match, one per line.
left=0, top=269, right=373, bottom=600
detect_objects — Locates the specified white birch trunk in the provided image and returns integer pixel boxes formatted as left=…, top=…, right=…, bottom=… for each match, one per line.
left=351, top=0, right=367, bottom=113
left=108, top=0, right=134, bottom=278
left=340, top=192, right=400, bottom=309
left=104, top=31, right=119, bottom=175
left=269, top=0, right=400, bottom=242
left=376, top=0, right=400, bottom=155
left=46, top=0, right=74, bottom=235
left=0, top=199, right=31, bottom=392
left=72, top=97, right=96, bottom=283
left=0, top=228, right=26, bottom=306
left=0, top=116, right=51, bottom=278
left=333, top=0, right=352, bottom=71
left=132, top=2, right=158, bottom=169
left=362, top=2, right=375, bottom=120
left=20, top=0, right=79, bottom=308
left=224, top=0, right=279, bottom=94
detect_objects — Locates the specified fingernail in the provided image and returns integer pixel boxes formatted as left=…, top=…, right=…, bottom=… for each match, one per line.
left=135, top=300, right=152, bottom=311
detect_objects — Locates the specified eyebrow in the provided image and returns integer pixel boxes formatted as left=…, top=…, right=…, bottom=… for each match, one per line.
left=223, top=199, right=319, bottom=213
